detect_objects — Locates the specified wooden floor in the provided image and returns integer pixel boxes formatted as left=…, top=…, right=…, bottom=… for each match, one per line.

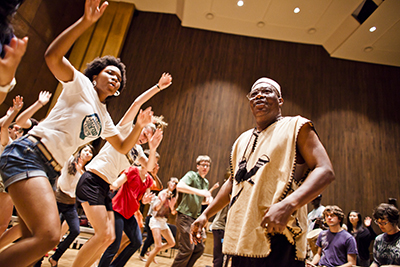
left=38, top=249, right=213, bottom=267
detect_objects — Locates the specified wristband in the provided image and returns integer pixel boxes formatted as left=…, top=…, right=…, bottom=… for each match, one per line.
left=156, top=84, right=161, bottom=91
left=0, top=78, right=16, bottom=93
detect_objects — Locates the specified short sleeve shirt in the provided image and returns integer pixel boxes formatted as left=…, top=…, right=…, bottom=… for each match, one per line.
left=317, top=229, right=358, bottom=267
left=29, top=69, right=119, bottom=166
left=176, top=171, right=209, bottom=219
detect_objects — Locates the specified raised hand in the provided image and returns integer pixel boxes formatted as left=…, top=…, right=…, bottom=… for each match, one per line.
left=13, top=95, right=24, bottom=112
left=136, top=106, right=153, bottom=128
left=148, top=128, right=163, bottom=150
left=84, top=0, right=109, bottom=24
left=142, top=191, right=155, bottom=204
left=364, top=216, right=372, bottom=227
left=158, top=72, right=172, bottom=90
left=0, top=37, right=28, bottom=86
left=38, top=91, right=52, bottom=106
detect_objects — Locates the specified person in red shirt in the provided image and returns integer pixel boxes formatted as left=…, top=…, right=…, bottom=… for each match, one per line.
left=98, top=164, right=158, bottom=267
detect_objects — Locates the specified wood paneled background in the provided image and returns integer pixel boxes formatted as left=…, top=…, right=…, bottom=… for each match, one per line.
left=3, top=1, right=400, bottom=229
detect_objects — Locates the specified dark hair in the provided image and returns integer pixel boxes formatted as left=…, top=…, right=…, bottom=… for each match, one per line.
left=83, top=56, right=127, bottom=101
left=168, top=177, right=178, bottom=198
left=346, top=210, right=363, bottom=233
left=67, top=144, right=95, bottom=176
left=373, top=203, right=399, bottom=225
left=323, top=205, right=345, bottom=226
left=0, top=0, right=23, bottom=33
left=0, top=0, right=24, bottom=57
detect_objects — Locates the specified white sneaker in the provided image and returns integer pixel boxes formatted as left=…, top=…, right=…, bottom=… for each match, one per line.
left=139, top=255, right=147, bottom=262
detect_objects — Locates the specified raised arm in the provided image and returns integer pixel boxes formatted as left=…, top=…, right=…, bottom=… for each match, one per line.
left=261, top=123, right=335, bottom=233
left=44, top=0, right=108, bottom=82
left=15, top=91, right=51, bottom=128
left=119, top=73, right=172, bottom=126
left=0, top=37, right=28, bottom=105
left=137, top=128, right=163, bottom=172
left=106, top=106, right=153, bottom=154
left=1, top=96, right=23, bottom=146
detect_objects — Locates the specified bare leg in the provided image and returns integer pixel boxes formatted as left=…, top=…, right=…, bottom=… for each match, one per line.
left=0, top=224, right=22, bottom=251
left=0, top=177, right=60, bottom=266
left=0, top=193, right=13, bottom=236
left=72, top=202, right=115, bottom=267
left=145, top=227, right=175, bottom=267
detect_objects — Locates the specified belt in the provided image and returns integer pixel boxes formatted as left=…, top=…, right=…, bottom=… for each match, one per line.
left=27, top=135, right=62, bottom=172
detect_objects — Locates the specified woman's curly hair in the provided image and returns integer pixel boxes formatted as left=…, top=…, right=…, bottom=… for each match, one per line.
left=84, top=56, right=127, bottom=102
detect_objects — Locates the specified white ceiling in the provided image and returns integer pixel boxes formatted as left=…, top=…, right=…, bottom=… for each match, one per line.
left=116, top=0, right=400, bottom=67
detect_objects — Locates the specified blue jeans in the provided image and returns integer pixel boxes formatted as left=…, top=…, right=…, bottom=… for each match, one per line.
left=0, top=135, right=60, bottom=189
left=98, top=211, right=142, bottom=267
left=51, top=202, right=80, bottom=261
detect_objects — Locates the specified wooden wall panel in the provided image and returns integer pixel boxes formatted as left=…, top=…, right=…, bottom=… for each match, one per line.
left=3, top=2, right=400, bottom=230
left=109, top=11, right=400, bottom=227
left=0, top=0, right=83, bottom=119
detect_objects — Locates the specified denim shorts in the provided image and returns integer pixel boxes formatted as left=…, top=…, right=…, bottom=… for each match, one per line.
left=0, top=135, right=61, bottom=190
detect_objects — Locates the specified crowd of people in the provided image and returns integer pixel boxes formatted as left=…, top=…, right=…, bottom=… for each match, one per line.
left=0, top=0, right=399, bottom=267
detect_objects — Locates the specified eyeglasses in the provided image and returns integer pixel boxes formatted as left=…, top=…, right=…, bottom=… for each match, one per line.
left=374, top=219, right=389, bottom=226
left=246, top=87, right=277, bottom=101
left=199, top=164, right=210, bottom=168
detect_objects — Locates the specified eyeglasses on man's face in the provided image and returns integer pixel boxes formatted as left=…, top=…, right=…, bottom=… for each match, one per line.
left=198, top=164, right=210, bottom=168
left=246, top=87, right=276, bottom=101
left=374, top=219, right=389, bottom=226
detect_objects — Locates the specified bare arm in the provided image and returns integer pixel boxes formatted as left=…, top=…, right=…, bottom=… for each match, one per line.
left=106, top=107, right=153, bottom=154
left=309, top=247, right=322, bottom=266
left=15, top=91, right=51, bottom=128
left=177, top=181, right=211, bottom=198
left=136, top=128, right=163, bottom=171
left=190, top=179, right=232, bottom=244
left=119, top=73, right=172, bottom=126
left=1, top=96, right=23, bottom=146
left=110, top=172, right=128, bottom=191
left=261, top=124, right=335, bottom=233
left=337, top=254, right=356, bottom=267
left=0, top=37, right=28, bottom=105
left=44, top=0, right=108, bottom=82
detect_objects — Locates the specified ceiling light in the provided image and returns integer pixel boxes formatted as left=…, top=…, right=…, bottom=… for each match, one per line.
left=308, top=28, right=317, bottom=34
left=206, top=13, right=214, bottom=20
left=257, top=22, right=265, bottom=28
left=294, top=7, right=300, bottom=13
left=237, top=0, right=244, bottom=7
left=364, top=46, right=374, bottom=52
left=369, top=26, right=377, bottom=32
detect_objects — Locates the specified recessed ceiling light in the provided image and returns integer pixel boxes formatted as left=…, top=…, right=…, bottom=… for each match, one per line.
left=364, top=46, right=374, bottom=52
left=257, top=22, right=265, bottom=28
left=206, top=13, right=214, bottom=20
left=308, top=28, right=317, bottom=34
left=237, top=0, right=244, bottom=7
left=294, top=7, right=300, bottom=13
left=369, top=26, right=377, bottom=32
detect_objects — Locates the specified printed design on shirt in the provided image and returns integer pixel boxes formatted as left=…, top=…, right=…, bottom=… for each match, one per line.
left=125, top=147, right=138, bottom=165
left=79, top=114, right=102, bottom=140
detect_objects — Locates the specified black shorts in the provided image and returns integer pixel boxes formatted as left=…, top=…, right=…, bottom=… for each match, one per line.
left=231, top=234, right=305, bottom=267
left=75, top=171, right=113, bottom=211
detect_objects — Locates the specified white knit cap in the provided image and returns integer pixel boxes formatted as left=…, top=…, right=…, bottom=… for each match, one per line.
left=251, top=77, right=281, bottom=96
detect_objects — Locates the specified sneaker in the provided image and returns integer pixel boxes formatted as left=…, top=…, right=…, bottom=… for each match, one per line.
left=139, top=255, right=147, bottom=262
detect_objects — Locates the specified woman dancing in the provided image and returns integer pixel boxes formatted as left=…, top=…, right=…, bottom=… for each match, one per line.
left=48, top=144, right=95, bottom=267
left=145, top=177, right=179, bottom=267
left=0, top=0, right=152, bottom=265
